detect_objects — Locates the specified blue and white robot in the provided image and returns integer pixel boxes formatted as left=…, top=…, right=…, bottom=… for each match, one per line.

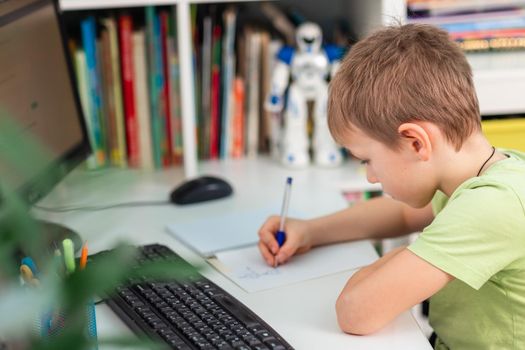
left=266, top=22, right=343, bottom=168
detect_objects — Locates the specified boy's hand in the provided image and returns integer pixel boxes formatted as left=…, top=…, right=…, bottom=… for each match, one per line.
left=257, top=215, right=313, bottom=266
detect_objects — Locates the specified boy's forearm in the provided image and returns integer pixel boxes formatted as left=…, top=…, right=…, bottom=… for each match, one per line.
left=344, top=247, right=406, bottom=289
left=308, top=197, right=424, bottom=246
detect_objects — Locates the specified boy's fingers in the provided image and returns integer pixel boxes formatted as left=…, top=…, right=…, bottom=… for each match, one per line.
left=275, top=236, right=299, bottom=265
left=258, top=241, right=275, bottom=266
left=258, top=231, right=280, bottom=254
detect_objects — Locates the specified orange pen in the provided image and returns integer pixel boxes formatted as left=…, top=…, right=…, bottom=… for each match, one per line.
left=79, top=243, right=88, bottom=270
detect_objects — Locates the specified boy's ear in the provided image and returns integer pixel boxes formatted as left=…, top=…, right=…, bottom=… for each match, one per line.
left=397, top=122, right=432, bottom=160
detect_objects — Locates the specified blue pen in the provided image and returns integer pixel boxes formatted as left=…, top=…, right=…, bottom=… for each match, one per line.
left=275, top=177, right=293, bottom=267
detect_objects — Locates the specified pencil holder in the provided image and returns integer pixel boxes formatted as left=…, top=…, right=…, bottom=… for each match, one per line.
left=34, top=299, right=98, bottom=349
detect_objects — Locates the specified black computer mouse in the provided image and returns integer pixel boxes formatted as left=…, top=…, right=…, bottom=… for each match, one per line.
left=169, top=175, right=233, bottom=205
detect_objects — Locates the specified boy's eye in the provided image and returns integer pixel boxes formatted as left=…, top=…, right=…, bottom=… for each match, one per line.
left=360, top=160, right=369, bottom=165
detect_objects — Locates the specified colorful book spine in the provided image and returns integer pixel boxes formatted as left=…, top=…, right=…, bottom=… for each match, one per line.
left=118, top=14, right=140, bottom=167
left=450, top=28, right=525, bottom=40
left=220, top=9, right=237, bottom=158
left=73, top=49, right=98, bottom=169
left=160, top=11, right=173, bottom=166
left=231, top=77, right=245, bottom=158
left=169, top=6, right=183, bottom=164
left=209, top=25, right=222, bottom=159
left=104, top=17, right=127, bottom=167
left=245, top=31, right=261, bottom=158
left=99, top=24, right=119, bottom=167
left=200, top=15, right=213, bottom=160
left=145, top=6, right=164, bottom=168
left=457, top=36, right=525, bottom=51
left=133, top=30, right=154, bottom=169
left=439, top=17, right=525, bottom=33
left=80, top=16, right=106, bottom=166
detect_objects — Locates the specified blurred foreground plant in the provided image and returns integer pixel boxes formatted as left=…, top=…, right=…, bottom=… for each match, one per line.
left=0, top=113, right=196, bottom=349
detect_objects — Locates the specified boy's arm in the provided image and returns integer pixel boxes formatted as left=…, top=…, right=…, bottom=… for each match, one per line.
left=309, top=196, right=433, bottom=246
left=336, top=248, right=453, bottom=335
left=342, top=246, right=406, bottom=287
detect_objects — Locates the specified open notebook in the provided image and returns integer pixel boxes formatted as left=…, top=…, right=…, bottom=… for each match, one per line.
left=165, top=208, right=271, bottom=258
left=208, top=241, right=377, bottom=292
left=166, top=209, right=378, bottom=292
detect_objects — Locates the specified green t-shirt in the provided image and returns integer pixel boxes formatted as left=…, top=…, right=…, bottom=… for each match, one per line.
left=408, top=149, right=525, bottom=350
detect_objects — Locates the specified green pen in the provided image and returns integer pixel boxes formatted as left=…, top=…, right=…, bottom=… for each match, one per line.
left=62, top=238, right=76, bottom=274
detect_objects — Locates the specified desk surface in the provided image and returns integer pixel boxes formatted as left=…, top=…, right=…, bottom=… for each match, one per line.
left=34, top=157, right=432, bottom=350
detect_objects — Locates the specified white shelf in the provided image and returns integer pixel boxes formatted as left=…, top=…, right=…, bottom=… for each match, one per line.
left=469, top=51, right=525, bottom=115
left=376, top=0, right=525, bottom=116
left=60, top=0, right=262, bottom=11
left=59, top=0, right=525, bottom=178
left=60, top=0, right=178, bottom=10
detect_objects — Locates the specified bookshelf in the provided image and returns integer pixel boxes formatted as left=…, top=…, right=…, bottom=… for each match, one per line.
left=60, top=0, right=525, bottom=178
left=351, top=0, right=525, bottom=116
left=60, top=0, right=261, bottom=179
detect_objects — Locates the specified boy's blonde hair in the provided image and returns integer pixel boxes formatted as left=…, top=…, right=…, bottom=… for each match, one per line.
left=328, top=24, right=481, bottom=151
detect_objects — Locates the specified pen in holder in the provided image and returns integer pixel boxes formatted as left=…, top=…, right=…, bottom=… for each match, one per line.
left=26, top=240, right=98, bottom=349
left=34, top=299, right=98, bottom=349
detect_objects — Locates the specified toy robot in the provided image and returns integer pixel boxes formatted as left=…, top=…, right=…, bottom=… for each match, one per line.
left=266, top=22, right=343, bottom=168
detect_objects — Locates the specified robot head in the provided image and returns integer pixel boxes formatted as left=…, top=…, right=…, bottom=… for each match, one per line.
left=296, top=22, right=322, bottom=54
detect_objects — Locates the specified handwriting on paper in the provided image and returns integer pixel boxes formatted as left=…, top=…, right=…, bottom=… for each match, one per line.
left=235, top=266, right=281, bottom=280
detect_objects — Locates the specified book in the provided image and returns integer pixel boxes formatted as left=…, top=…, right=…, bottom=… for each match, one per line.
left=458, top=36, right=525, bottom=51
left=258, top=31, right=271, bottom=153
left=220, top=8, right=237, bottom=158
left=103, top=17, right=127, bottom=167
left=168, top=7, right=184, bottom=164
left=209, top=24, right=222, bottom=159
left=160, top=10, right=174, bottom=166
left=118, top=14, right=140, bottom=167
left=80, top=16, right=106, bottom=167
left=259, top=2, right=296, bottom=45
left=245, top=30, right=262, bottom=158
left=100, top=19, right=122, bottom=168
left=439, top=16, right=525, bottom=33
left=133, top=30, right=154, bottom=169
left=266, top=39, right=284, bottom=160
left=449, top=27, right=525, bottom=40
left=408, top=8, right=525, bottom=25
left=231, top=77, right=245, bottom=158
left=408, top=0, right=525, bottom=16
left=73, top=49, right=98, bottom=169
left=200, top=15, right=213, bottom=160
left=145, top=6, right=165, bottom=169
left=191, top=4, right=203, bottom=160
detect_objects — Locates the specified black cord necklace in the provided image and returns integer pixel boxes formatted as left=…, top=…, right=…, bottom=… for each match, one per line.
left=477, top=146, right=496, bottom=177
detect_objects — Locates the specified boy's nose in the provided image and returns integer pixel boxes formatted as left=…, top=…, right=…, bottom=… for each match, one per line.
left=366, top=170, right=378, bottom=184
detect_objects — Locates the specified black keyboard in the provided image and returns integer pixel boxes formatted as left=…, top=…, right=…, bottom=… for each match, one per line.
left=102, top=244, right=293, bottom=350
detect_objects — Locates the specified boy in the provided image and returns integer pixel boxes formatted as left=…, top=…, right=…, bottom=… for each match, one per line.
left=257, top=24, right=525, bottom=349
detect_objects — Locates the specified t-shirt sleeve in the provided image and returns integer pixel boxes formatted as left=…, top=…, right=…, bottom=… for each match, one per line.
left=409, top=183, right=525, bottom=290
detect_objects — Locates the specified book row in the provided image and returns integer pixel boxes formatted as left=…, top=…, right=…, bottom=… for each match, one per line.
left=407, top=0, right=525, bottom=52
left=65, top=4, right=283, bottom=169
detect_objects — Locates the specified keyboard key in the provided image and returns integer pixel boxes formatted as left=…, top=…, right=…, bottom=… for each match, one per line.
left=216, top=342, right=233, bottom=350
left=235, top=345, right=251, bottom=350
left=252, top=345, right=270, bottom=350
left=264, top=338, right=286, bottom=350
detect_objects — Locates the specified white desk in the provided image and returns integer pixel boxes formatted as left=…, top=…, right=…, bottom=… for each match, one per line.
left=34, top=158, right=432, bottom=350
